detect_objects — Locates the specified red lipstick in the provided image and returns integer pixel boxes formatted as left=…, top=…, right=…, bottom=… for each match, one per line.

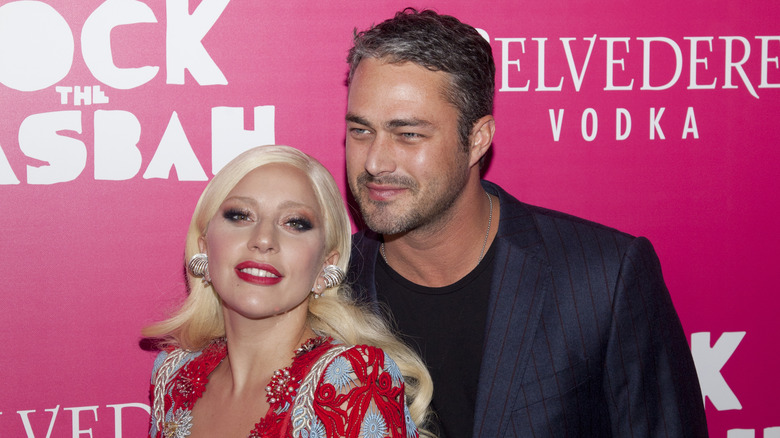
left=235, top=261, right=283, bottom=286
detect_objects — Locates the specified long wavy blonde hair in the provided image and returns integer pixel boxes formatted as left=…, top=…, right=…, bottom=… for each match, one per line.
left=143, top=145, right=433, bottom=436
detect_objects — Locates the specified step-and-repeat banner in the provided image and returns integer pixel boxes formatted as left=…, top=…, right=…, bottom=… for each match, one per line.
left=1, top=1, right=777, bottom=436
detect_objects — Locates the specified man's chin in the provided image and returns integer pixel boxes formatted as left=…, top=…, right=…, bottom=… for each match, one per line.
left=362, top=213, right=401, bottom=235
left=363, top=210, right=421, bottom=235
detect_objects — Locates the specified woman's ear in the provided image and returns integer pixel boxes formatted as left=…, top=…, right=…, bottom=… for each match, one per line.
left=198, top=236, right=207, bottom=254
left=324, top=251, right=340, bottom=267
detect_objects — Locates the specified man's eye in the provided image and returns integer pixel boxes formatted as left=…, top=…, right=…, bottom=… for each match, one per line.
left=350, top=127, right=371, bottom=136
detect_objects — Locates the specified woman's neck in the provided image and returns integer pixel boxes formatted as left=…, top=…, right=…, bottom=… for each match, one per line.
left=220, top=310, right=316, bottom=392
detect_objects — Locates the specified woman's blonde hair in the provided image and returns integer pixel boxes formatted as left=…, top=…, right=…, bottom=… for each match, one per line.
left=143, top=145, right=433, bottom=435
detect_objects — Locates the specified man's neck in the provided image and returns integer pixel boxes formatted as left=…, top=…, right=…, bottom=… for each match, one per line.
left=381, top=180, right=499, bottom=287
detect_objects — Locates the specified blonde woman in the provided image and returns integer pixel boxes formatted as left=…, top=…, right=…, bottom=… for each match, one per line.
left=144, top=145, right=433, bottom=437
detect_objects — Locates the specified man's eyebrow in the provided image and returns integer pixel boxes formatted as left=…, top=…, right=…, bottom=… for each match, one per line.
left=346, top=113, right=371, bottom=127
left=346, top=114, right=434, bottom=130
left=386, top=118, right=432, bottom=129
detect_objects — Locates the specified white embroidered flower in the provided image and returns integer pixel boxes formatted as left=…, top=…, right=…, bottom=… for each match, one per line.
left=383, top=352, right=403, bottom=385
left=324, top=356, right=354, bottom=390
left=308, top=417, right=327, bottom=438
left=404, top=404, right=418, bottom=438
left=360, top=409, right=388, bottom=438
left=163, top=408, right=193, bottom=438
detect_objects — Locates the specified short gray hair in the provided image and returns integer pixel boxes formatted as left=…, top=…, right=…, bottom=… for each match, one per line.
left=347, top=8, right=495, bottom=151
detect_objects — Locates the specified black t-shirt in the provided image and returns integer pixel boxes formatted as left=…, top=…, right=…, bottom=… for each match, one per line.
left=374, top=244, right=496, bottom=438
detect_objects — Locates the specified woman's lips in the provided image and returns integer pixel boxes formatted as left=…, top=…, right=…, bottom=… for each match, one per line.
left=235, top=261, right=283, bottom=285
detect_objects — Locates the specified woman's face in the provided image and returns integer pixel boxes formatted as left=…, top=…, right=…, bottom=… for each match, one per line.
left=201, top=163, right=333, bottom=323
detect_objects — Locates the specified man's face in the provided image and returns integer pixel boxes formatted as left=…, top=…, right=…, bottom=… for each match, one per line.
left=346, top=58, right=471, bottom=236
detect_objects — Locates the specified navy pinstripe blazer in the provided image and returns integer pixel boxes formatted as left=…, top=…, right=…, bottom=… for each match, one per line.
left=349, top=181, right=708, bottom=437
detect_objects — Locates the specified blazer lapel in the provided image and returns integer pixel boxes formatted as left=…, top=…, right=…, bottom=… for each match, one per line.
left=349, top=182, right=551, bottom=438
left=472, top=182, right=551, bottom=438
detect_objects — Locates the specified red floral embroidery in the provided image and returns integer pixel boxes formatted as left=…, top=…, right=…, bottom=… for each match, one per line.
left=313, top=346, right=409, bottom=438
left=150, top=339, right=417, bottom=438
left=173, top=340, right=226, bottom=409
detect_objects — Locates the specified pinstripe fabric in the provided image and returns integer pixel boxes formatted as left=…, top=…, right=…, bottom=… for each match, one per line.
left=349, top=181, right=708, bottom=438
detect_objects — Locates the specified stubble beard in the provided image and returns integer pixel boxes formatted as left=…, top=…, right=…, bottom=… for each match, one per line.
left=351, top=157, right=470, bottom=237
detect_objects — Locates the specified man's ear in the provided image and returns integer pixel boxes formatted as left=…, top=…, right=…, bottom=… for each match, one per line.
left=469, top=115, right=495, bottom=167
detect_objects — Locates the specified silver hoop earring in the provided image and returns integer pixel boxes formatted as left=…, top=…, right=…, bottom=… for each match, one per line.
left=321, top=264, right=345, bottom=289
left=188, top=253, right=211, bottom=283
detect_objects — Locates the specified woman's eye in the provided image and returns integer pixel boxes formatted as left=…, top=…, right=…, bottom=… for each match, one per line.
left=224, top=208, right=251, bottom=222
left=286, top=217, right=313, bottom=231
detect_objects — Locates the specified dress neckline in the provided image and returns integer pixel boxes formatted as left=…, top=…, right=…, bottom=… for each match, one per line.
left=162, top=336, right=332, bottom=438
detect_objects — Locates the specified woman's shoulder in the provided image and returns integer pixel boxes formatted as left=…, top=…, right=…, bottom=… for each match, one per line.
left=320, top=343, right=405, bottom=388
left=149, top=341, right=227, bottom=437
left=150, top=340, right=225, bottom=383
left=151, top=347, right=196, bottom=382
left=306, top=342, right=417, bottom=437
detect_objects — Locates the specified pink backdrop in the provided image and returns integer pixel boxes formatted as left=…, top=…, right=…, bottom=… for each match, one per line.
left=1, top=1, right=778, bottom=436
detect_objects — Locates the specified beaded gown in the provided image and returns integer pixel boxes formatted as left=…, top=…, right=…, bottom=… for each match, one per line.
left=149, top=337, right=418, bottom=438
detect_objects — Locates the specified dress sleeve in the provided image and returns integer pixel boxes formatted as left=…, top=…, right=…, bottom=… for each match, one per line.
left=148, top=350, right=169, bottom=438
left=148, top=348, right=197, bottom=438
left=311, top=345, right=418, bottom=438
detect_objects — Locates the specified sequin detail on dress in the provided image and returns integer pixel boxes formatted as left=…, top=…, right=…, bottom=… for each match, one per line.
left=148, top=337, right=418, bottom=438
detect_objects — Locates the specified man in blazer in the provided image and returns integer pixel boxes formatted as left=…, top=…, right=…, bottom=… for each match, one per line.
left=344, top=8, right=708, bottom=437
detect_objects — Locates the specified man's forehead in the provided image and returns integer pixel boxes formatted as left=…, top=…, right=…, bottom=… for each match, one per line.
left=349, top=62, right=453, bottom=104
left=350, top=57, right=451, bottom=90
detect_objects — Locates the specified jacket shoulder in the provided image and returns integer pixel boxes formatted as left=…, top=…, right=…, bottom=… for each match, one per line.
left=487, top=181, right=641, bottom=267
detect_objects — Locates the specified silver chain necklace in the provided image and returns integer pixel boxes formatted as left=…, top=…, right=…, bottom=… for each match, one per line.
left=380, top=190, right=493, bottom=266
